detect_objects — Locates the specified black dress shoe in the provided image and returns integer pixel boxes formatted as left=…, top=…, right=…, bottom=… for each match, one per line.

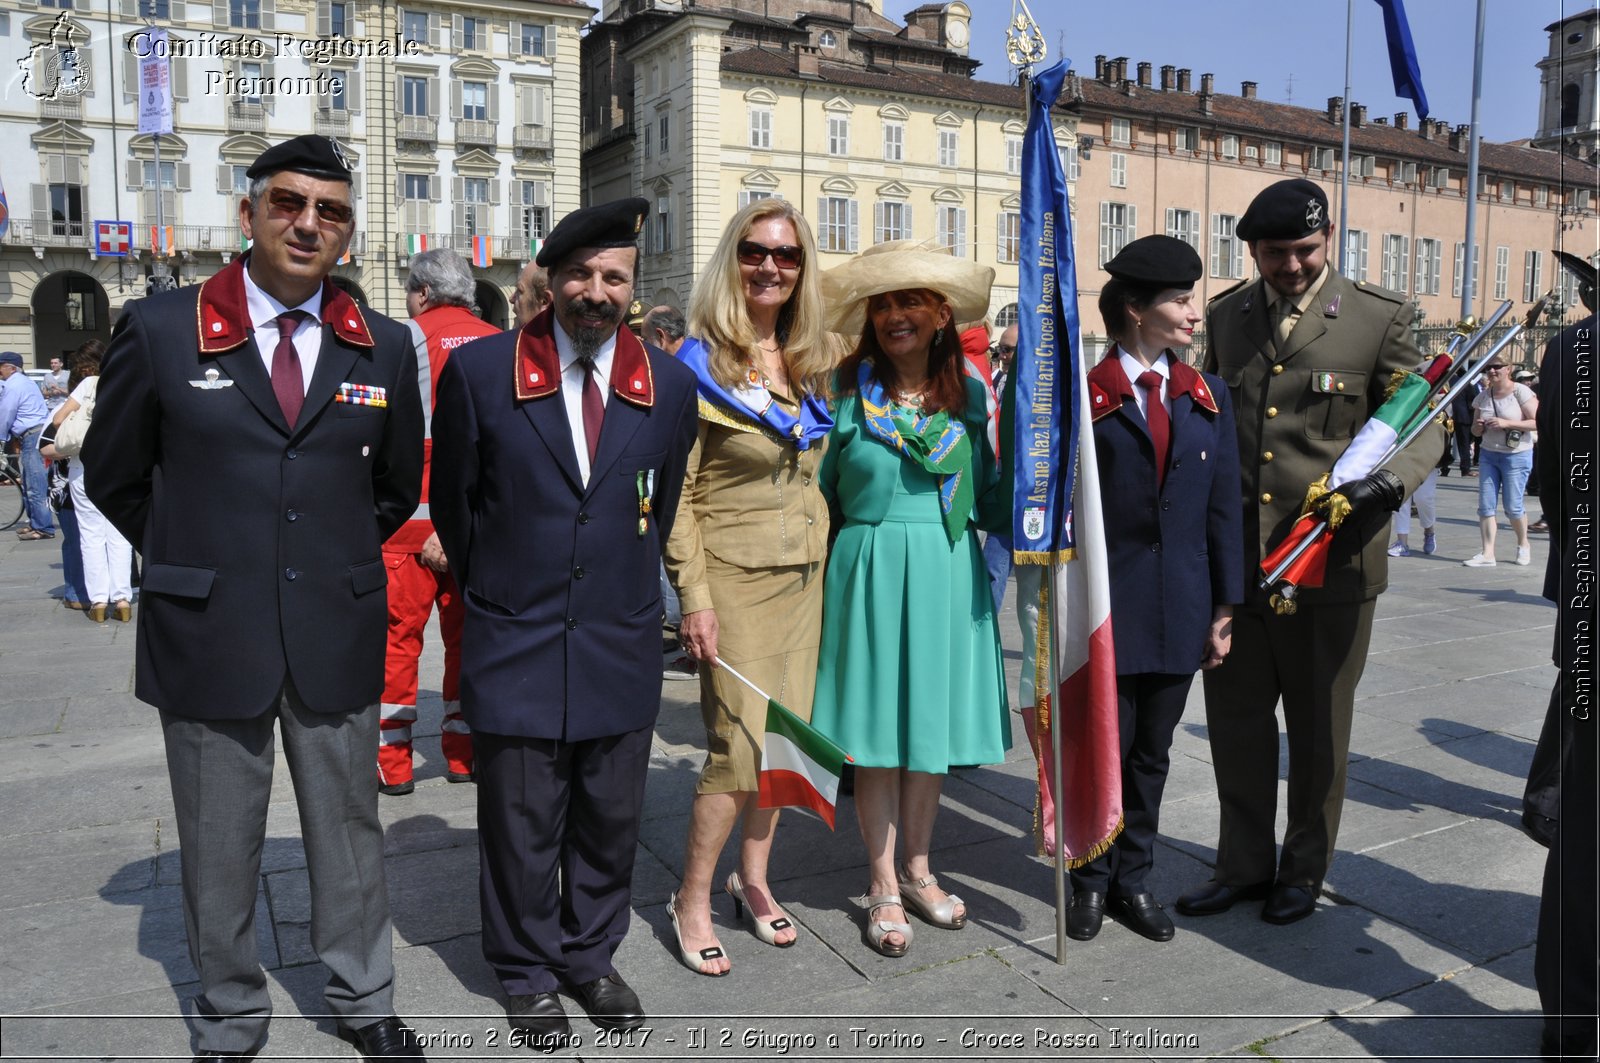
left=1175, top=878, right=1272, bottom=916
left=569, top=972, right=645, bottom=1031
left=192, top=1054, right=254, bottom=1061
left=1064, top=891, right=1105, bottom=940
left=508, top=992, right=571, bottom=1052
left=338, top=1016, right=425, bottom=1060
left=378, top=780, right=414, bottom=797
left=1262, top=884, right=1318, bottom=925
left=1110, top=892, right=1175, bottom=942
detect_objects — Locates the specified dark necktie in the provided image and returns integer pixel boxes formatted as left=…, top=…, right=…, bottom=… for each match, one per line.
left=578, top=354, right=604, bottom=466
left=271, top=310, right=309, bottom=429
left=1136, top=369, right=1169, bottom=488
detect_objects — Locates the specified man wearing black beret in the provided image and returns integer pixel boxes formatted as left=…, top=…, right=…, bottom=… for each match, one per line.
left=430, top=197, right=698, bottom=1045
left=1181, top=177, right=1445, bottom=926
left=83, top=135, right=427, bottom=1060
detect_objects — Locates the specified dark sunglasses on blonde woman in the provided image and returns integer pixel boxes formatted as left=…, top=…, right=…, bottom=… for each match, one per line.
left=736, top=240, right=803, bottom=270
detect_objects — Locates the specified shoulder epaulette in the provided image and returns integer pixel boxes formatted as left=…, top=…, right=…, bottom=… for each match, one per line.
left=1208, top=278, right=1249, bottom=305
left=1351, top=279, right=1408, bottom=305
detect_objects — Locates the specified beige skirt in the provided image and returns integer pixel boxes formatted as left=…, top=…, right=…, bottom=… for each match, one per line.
left=696, top=552, right=824, bottom=794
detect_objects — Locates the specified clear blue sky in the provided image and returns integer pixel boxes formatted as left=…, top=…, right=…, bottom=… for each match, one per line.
left=964, top=0, right=1584, bottom=143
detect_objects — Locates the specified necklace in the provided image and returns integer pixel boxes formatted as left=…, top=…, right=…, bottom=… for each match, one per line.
left=893, top=384, right=928, bottom=413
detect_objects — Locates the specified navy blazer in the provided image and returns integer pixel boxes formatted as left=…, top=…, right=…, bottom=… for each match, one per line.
left=429, top=310, right=698, bottom=742
left=1088, top=352, right=1243, bottom=676
left=84, top=259, right=424, bottom=719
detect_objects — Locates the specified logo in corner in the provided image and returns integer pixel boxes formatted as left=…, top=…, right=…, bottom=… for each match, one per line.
left=18, top=13, right=92, bottom=102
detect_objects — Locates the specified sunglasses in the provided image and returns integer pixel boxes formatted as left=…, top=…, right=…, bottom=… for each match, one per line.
left=991, top=343, right=1017, bottom=355
left=1484, top=365, right=1507, bottom=373
left=736, top=240, right=803, bottom=270
left=267, top=189, right=354, bottom=225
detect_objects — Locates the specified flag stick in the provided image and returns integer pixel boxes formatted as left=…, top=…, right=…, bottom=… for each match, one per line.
left=1460, top=0, right=1488, bottom=320
left=1338, top=0, right=1353, bottom=274
left=1047, top=560, right=1067, bottom=964
left=713, top=657, right=769, bottom=703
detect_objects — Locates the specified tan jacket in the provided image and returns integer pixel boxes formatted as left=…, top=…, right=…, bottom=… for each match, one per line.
left=1204, top=270, right=1446, bottom=606
left=664, top=404, right=830, bottom=615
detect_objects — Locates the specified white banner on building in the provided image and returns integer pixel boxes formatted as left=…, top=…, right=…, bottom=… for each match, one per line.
left=137, top=27, right=172, bottom=135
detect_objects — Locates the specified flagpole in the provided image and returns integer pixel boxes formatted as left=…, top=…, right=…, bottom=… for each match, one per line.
left=1460, top=0, right=1488, bottom=320
left=1338, top=0, right=1353, bottom=274
left=712, top=657, right=770, bottom=704
left=1047, top=563, right=1067, bottom=963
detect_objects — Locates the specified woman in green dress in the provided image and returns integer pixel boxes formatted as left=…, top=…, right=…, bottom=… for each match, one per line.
left=813, top=241, right=1010, bottom=958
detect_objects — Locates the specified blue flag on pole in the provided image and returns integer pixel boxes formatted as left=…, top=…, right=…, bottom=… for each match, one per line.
left=1374, top=0, right=1429, bottom=119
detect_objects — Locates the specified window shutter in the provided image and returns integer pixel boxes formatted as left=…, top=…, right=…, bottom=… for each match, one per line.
left=848, top=200, right=859, bottom=252
left=816, top=198, right=827, bottom=246
left=394, top=72, right=404, bottom=109
left=428, top=13, right=441, bottom=48
left=176, top=162, right=191, bottom=191
left=212, top=0, right=227, bottom=27
left=956, top=207, right=968, bottom=258
left=172, top=56, right=187, bottom=99
left=345, top=73, right=360, bottom=112
left=1127, top=204, right=1137, bottom=242
left=31, top=184, right=49, bottom=227
left=451, top=13, right=463, bottom=48
left=429, top=174, right=441, bottom=202
left=544, top=25, right=556, bottom=57
left=490, top=179, right=501, bottom=204
left=317, top=1, right=331, bottom=35
left=126, top=159, right=143, bottom=189
left=873, top=201, right=884, bottom=244
left=427, top=76, right=439, bottom=118
left=351, top=173, right=362, bottom=201
left=216, top=164, right=232, bottom=193
left=450, top=79, right=462, bottom=119
left=1100, top=203, right=1112, bottom=266
left=996, top=212, right=1006, bottom=259
left=121, top=0, right=136, bottom=15
left=488, top=82, right=499, bottom=122
left=536, top=86, right=549, bottom=126
left=903, top=202, right=913, bottom=238
left=123, top=49, right=138, bottom=97
left=534, top=181, right=549, bottom=207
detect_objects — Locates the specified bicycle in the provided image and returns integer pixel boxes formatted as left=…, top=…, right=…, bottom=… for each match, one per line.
left=2, top=448, right=24, bottom=532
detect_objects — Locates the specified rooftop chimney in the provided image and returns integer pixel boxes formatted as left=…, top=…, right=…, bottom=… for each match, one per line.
left=1200, top=72, right=1214, bottom=95
left=1394, top=111, right=1409, bottom=130
left=1094, top=54, right=1107, bottom=81
left=1327, top=96, right=1343, bottom=123
left=1177, top=68, right=1191, bottom=92
left=1113, top=56, right=1128, bottom=82
left=1137, top=61, right=1151, bottom=88
left=795, top=43, right=818, bottom=77
left=1241, top=80, right=1257, bottom=99
left=1451, top=123, right=1470, bottom=151
left=1373, top=116, right=1388, bottom=125
left=1160, top=64, right=1175, bottom=92
left=1351, top=103, right=1366, bottom=127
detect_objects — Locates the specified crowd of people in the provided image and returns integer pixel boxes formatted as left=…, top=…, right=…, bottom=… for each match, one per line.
left=6, top=134, right=1587, bottom=1063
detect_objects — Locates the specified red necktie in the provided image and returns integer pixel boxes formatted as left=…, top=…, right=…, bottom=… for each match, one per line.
left=1136, top=369, right=1169, bottom=488
left=271, top=311, right=308, bottom=429
left=578, top=355, right=604, bottom=465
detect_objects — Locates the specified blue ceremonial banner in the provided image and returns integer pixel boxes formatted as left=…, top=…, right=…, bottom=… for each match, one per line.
left=1374, top=0, right=1429, bottom=120
left=1012, top=59, right=1081, bottom=564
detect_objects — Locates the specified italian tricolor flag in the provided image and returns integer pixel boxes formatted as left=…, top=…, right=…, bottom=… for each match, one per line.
left=757, top=699, right=851, bottom=829
left=405, top=233, right=428, bottom=255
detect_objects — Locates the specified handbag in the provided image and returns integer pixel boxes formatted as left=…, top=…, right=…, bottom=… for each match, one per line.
left=52, top=377, right=97, bottom=459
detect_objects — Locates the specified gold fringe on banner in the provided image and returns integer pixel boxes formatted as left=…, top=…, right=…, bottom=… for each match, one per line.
left=1012, top=548, right=1077, bottom=564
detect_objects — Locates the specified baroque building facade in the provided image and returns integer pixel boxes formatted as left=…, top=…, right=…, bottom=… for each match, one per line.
left=0, top=0, right=590, bottom=363
left=582, top=1, right=1600, bottom=351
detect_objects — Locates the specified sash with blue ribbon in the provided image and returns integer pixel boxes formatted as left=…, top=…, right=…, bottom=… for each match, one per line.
left=677, top=337, right=832, bottom=450
left=856, top=360, right=972, bottom=544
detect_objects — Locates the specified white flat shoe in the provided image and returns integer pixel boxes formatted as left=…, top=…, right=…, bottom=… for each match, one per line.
left=1462, top=554, right=1497, bottom=567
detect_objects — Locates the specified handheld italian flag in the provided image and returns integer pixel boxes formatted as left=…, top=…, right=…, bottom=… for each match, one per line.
left=1261, top=366, right=1440, bottom=591
left=716, top=658, right=852, bottom=829
left=529, top=236, right=542, bottom=261
left=405, top=233, right=429, bottom=256
left=471, top=234, right=493, bottom=268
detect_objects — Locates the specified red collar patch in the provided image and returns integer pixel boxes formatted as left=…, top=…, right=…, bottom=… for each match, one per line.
left=1168, top=360, right=1219, bottom=413
left=196, top=255, right=375, bottom=354
left=515, top=309, right=655, bottom=408
left=1087, top=355, right=1133, bottom=423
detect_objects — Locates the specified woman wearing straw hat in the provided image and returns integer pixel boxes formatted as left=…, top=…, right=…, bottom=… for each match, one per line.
left=812, top=241, right=1010, bottom=958
left=663, top=199, right=835, bottom=975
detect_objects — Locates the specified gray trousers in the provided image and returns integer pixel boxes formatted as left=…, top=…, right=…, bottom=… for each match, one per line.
left=160, top=683, right=394, bottom=1054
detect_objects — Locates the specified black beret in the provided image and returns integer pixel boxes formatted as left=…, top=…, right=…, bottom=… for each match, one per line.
left=536, top=197, right=650, bottom=268
left=1237, top=178, right=1330, bottom=242
left=1104, top=235, right=1203, bottom=288
left=245, top=134, right=354, bottom=183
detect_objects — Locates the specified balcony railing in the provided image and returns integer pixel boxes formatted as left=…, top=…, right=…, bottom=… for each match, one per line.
left=40, top=97, right=83, bottom=121
left=228, top=101, right=267, bottom=132
left=456, top=119, right=497, bottom=148
left=393, top=233, right=523, bottom=260
left=314, top=109, right=351, bottom=136
left=1, top=218, right=89, bottom=249
left=513, top=125, right=553, bottom=151
left=0, top=220, right=367, bottom=258
left=397, top=115, right=438, bottom=142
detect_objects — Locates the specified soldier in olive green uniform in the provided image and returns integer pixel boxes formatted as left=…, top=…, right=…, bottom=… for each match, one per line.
left=1180, top=179, right=1446, bottom=925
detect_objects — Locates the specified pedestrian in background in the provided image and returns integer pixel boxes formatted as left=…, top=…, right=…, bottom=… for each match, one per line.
left=1, top=350, right=55, bottom=540
left=1463, top=358, right=1537, bottom=567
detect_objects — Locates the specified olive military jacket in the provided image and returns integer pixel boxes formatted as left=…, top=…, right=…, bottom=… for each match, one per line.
left=1204, top=269, right=1446, bottom=607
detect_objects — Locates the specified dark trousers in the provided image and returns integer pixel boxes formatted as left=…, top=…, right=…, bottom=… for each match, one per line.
left=475, top=725, right=653, bottom=997
left=1071, top=672, right=1194, bottom=896
left=161, top=686, right=393, bottom=1055
left=1534, top=673, right=1599, bottom=1060
left=1202, top=600, right=1375, bottom=887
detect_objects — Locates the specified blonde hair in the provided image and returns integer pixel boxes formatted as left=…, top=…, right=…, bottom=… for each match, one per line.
left=687, top=199, right=833, bottom=396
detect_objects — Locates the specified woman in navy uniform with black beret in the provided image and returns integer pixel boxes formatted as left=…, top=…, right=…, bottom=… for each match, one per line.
left=1066, top=235, right=1243, bottom=943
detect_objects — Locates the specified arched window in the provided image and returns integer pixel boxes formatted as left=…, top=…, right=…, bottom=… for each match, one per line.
left=1561, top=82, right=1582, bottom=129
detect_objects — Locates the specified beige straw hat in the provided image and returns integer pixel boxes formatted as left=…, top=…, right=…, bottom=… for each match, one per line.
left=822, top=239, right=996, bottom=338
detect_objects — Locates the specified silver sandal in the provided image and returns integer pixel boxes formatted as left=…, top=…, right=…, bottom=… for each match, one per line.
left=860, top=894, right=913, bottom=957
left=898, top=872, right=967, bottom=929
